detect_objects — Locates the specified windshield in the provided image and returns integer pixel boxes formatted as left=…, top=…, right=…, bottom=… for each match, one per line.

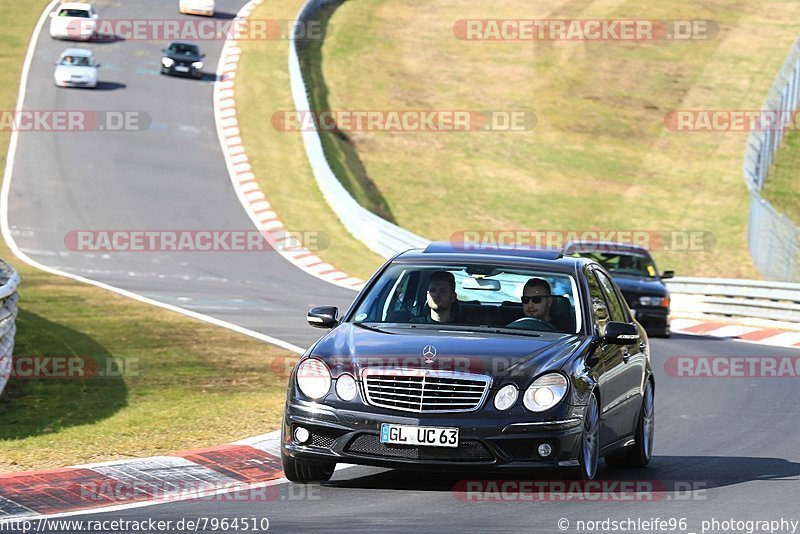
left=58, top=9, right=91, bottom=17
left=571, top=251, right=658, bottom=278
left=350, top=263, right=582, bottom=335
left=167, top=44, right=200, bottom=56
left=59, top=55, right=93, bottom=67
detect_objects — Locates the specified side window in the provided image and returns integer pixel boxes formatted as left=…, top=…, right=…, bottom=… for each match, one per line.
left=595, top=270, right=627, bottom=323
left=585, top=268, right=610, bottom=329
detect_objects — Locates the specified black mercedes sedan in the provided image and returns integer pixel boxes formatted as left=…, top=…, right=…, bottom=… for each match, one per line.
left=160, top=41, right=204, bottom=78
left=281, top=243, right=654, bottom=482
left=564, top=241, right=673, bottom=337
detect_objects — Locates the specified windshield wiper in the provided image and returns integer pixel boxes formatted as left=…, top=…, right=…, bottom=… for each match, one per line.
left=353, top=322, right=395, bottom=334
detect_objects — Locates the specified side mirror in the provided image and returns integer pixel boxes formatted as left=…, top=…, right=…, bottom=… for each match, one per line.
left=201, top=53, right=207, bottom=58
left=307, top=306, right=338, bottom=329
left=603, top=322, right=639, bottom=345
left=660, top=270, right=675, bottom=279
left=92, top=13, right=98, bottom=19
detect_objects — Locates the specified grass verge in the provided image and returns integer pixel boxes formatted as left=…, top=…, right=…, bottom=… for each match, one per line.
left=762, top=127, right=800, bottom=225
left=235, top=0, right=386, bottom=281
left=313, top=0, right=800, bottom=278
left=0, top=0, right=295, bottom=472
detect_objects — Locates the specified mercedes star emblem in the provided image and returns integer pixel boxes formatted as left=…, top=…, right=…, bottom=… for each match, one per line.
left=423, top=345, right=437, bottom=364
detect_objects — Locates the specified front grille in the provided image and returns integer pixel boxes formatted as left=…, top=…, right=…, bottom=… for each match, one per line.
left=346, top=434, right=493, bottom=462
left=362, top=368, right=491, bottom=413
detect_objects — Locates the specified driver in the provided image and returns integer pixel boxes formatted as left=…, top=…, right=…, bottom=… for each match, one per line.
left=520, top=278, right=554, bottom=322
left=414, top=271, right=462, bottom=324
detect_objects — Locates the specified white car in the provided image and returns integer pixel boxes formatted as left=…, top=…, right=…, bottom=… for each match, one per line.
left=179, top=0, right=215, bottom=16
left=54, top=48, right=99, bottom=88
left=49, top=2, right=98, bottom=41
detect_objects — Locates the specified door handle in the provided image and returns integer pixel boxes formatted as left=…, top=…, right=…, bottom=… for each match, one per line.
left=622, top=349, right=631, bottom=363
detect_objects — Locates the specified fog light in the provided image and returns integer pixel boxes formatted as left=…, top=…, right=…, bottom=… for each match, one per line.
left=294, top=427, right=310, bottom=444
left=538, top=443, right=553, bottom=457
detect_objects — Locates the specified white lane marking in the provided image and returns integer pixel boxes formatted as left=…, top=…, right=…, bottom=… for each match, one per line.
left=0, top=0, right=306, bottom=356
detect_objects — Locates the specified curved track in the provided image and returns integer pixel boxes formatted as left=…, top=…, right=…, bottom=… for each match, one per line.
left=4, top=1, right=799, bottom=531
left=5, top=0, right=355, bottom=349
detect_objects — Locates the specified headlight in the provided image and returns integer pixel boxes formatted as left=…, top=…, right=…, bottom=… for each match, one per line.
left=335, top=373, right=357, bottom=401
left=296, top=358, right=331, bottom=400
left=523, top=373, right=568, bottom=412
left=192, top=61, right=203, bottom=69
left=639, top=296, right=669, bottom=307
left=494, top=384, right=518, bottom=411
left=162, top=57, right=174, bottom=68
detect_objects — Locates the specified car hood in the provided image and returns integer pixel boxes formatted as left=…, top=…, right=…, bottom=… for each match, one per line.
left=309, top=323, right=588, bottom=384
left=611, top=274, right=668, bottom=298
left=55, top=65, right=97, bottom=77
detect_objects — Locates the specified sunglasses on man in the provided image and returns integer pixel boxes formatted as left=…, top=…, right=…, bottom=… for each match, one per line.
left=521, top=295, right=550, bottom=304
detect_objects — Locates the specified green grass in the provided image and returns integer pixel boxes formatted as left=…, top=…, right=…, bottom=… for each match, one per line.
left=307, top=0, right=800, bottom=278
left=762, top=128, right=800, bottom=224
left=235, top=0, right=386, bottom=281
left=0, top=0, right=296, bottom=472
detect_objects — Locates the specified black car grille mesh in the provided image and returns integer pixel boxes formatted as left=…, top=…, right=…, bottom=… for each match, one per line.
left=362, top=369, right=490, bottom=413
left=346, top=434, right=493, bottom=462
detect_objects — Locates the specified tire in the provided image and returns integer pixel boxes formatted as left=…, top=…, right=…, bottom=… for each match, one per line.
left=575, top=393, right=600, bottom=480
left=281, top=450, right=335, bottom=483
left=606, top=381, right=654, bottom=468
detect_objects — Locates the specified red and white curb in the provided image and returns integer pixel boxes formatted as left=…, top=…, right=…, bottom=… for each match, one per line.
left=213, top=0, right=364, bottom=292
left=0, top=432, right=285, bottom=518
left=671, top=318, right=800, bottom=349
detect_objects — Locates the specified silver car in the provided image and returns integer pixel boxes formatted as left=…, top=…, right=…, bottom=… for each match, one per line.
left=54, top=48, right=99, bottom=88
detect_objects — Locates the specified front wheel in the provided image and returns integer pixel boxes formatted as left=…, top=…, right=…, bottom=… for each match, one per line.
left=575, top=394, right=600, bottom=480
left=281, top=450, right=335, bottom=483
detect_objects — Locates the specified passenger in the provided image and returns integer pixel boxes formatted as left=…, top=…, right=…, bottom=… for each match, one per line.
left=520, top=277, right=554, bottom=323
left=414, top=271, right=462, bottom=324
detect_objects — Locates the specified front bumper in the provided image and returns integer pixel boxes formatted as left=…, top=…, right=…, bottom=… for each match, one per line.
left=161, top=65, right=203, bottom=78
left=282, top=400, right=584, bottom=471
left=179, top=6, right=214, bottom=16
left=632, top=306, right=669, bottom=333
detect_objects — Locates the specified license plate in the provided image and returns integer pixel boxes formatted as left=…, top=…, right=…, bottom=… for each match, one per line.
left=175, top=66, right=190, bottom=72
left=380, top=423, right=459, bottom=448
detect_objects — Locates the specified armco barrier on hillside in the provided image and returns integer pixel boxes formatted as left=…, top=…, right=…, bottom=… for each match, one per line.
left=0, top=260, right=20, bottom=398
left=289, top=0, right=430, bottom=259
left=743, top=35, right=800, bottom=281
left=289, top=1, right=800, bottom=323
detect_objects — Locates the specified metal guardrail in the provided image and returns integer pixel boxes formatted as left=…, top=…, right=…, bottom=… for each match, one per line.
left=667, top=277, right=800, bottom=323
left=289, top=0, right=430, bottom=259
left=743, top=36, right=800, bottom=281
left=0, top=260, right=20, bottom=397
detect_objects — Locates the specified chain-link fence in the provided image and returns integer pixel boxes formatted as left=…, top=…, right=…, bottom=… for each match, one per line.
left=744, top=36, right=800, bottom=280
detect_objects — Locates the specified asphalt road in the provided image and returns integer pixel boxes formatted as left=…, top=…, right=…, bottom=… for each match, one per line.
left=6, top=0, right=356, bottom=349
left=58, top=334, right=800, bottom=532
left=5, top=1, right=800, bottom=532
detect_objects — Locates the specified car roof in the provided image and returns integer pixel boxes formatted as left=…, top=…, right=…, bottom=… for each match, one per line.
left=168, top=41, right=200, bottom=46
left=61, top=48, right=93, bottom=57
left=394, top=241, right=592, bottom=273
left=58, top=2, right=93, bottom=10
left=563, top=240, right=652, bottom=256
